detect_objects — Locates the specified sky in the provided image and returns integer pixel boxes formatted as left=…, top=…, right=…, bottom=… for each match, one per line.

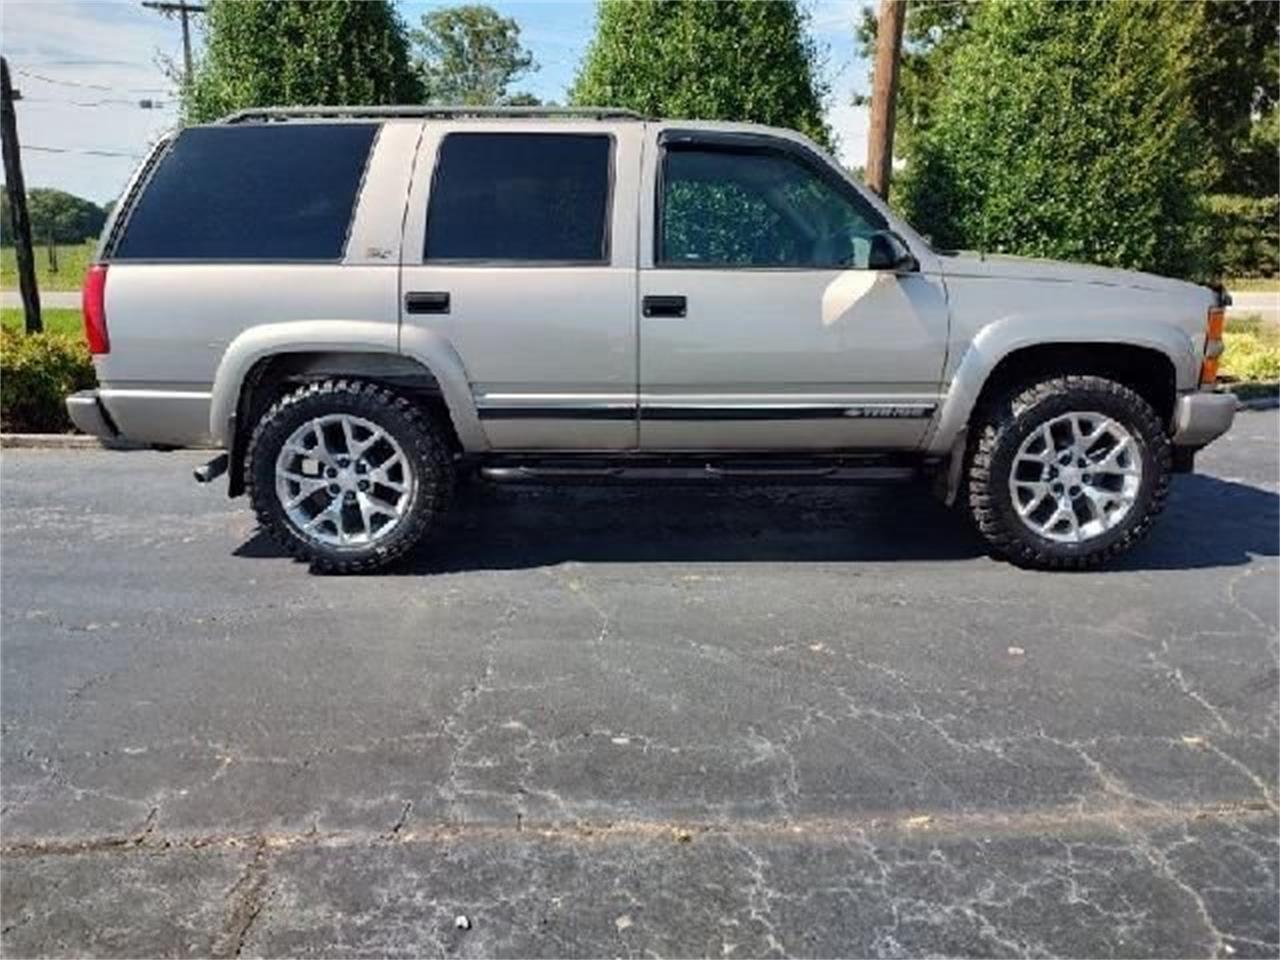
left=0, top=0, right=871, bottom=205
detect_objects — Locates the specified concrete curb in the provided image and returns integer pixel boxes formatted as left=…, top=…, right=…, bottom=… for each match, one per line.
left=1, top=433, right=146, bottom=450
left=1237, top=396, right=1280, bottom=411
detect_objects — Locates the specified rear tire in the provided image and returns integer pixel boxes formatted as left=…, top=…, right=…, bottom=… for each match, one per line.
left=965, top=375, right=1171, bottom=569
left=246, top=379, right=454, bottom=573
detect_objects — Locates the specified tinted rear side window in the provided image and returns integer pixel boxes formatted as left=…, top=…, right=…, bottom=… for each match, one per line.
left=113, top=123, right=377, bottom=261
left=425, top=133, right=611, bottom=263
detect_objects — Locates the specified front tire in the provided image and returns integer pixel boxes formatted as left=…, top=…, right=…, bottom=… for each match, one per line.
left=246, top=379, right=454, bottom=573
left=965, top=375, right=1171, bottom=569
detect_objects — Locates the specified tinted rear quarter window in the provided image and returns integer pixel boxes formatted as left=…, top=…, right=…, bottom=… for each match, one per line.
left=113, top=123, right=377, bottom=261
left=425, top=133, right=612, bottom=263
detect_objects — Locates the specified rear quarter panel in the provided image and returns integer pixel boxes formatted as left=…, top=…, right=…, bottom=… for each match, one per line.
left=94, top=121, right=421, bottom=447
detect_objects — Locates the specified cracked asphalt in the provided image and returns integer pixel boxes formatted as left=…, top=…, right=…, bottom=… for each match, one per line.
left=1, top=410, right=1277, bottom=959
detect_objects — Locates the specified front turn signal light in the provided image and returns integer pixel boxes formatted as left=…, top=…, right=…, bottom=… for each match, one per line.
left=1200, top=306, right=1225, bottom=387
left=1206, top=306, right=1225, bottom=342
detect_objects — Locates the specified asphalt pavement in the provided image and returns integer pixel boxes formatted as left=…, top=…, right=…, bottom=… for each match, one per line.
left=2, top=412, right=1277, bottom=958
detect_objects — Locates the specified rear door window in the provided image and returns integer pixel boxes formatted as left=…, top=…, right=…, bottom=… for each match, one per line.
left=425, top=133, right=612, bottom=263
left=113, top=123, right=377, bottom=261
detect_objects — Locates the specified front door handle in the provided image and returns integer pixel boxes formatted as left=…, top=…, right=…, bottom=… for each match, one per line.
left=405, top=291, right=451, bottom=315
left=642, top=294, right=686, bottom=318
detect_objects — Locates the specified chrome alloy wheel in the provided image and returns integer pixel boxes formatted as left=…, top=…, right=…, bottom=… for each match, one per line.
left=274, top=414, right=415, bottom=548
left=1008, top=411, right=1142, bottom=544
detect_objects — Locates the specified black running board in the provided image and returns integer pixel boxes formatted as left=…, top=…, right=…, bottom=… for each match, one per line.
left=477, top=455, right=922, bottom=486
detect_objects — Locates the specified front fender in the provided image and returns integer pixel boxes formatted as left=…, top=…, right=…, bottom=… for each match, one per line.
left=208, top=320, right=487, bottom=451
left=924, top=312, right=1201, bottom=454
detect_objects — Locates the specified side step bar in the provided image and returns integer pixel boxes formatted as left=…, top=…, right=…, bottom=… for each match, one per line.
left=479, top=457, right=922, bottom=486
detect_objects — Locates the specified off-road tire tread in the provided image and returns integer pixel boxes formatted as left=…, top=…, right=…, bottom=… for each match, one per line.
left=246, top=378, right=454, bottom=573
left=966, top=375, right=1171, bottom=570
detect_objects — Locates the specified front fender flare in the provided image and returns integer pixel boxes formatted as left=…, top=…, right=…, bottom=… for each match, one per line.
left=924, top=313, right=1200, bottom=455
left=208, top=320, right=487, bottom=452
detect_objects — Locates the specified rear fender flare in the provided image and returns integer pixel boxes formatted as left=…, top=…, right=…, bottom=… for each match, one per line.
left=209, top=320, right=486, bottom=451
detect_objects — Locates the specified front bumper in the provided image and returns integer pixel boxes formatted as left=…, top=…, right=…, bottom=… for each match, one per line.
left=1171, top=391, right=1235, bottom=447
left=65, top=390, right=118, bottom=440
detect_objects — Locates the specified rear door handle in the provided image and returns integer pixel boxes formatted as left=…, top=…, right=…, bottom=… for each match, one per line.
left=642, top=295, right=686, bottom=318
left=405, top=291, right=451, bottom=315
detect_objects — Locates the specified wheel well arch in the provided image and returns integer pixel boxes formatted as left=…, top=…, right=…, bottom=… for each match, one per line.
left=226, top=350, right=460, bottom=497
left=973, top=342, right=1178, bottom=427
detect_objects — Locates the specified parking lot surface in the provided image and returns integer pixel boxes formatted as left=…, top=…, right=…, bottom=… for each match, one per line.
left=2, top=410, right=1277, bottom=958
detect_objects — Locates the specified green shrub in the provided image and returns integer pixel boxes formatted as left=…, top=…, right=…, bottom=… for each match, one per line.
left=898, top=0, right=1215, bottom=281
left=0, top=329, right=96, bottom=433
left=1221, top=330, right=1280, bottom=383
left=1206, top=194, right=1279, bottom=280
left=1221, top=315, right=1280, bottom=383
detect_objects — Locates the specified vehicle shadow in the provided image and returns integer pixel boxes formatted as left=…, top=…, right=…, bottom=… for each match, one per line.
left=233, top=473, right=1278, bottom=573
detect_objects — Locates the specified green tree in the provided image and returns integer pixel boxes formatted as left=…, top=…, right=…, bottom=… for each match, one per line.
left=857, top=0, right=1278, bottom=197
left=183, top=0, right=421, bottom=124
left=571, top=0, right=831, bottom=148
left=854, top=1, right=979, bottom=155
left=411, top=5, right=536, bottom=106
left=1188, top=0, right=1279, bottom=195
left=1, top=189, right=105, bottom=247
left=898, top=0, right=1214, bottom=279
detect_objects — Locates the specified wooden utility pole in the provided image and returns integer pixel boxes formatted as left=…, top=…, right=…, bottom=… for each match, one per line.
left=0, top=57, right=41, bottom=334
left=865, top=0, right=907, bottom=200
left=142, top=0, right=207, bottom=88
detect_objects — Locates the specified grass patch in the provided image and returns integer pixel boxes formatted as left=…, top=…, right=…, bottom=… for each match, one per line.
left=1226, top=277, right=1280, bottom=293
left=0, top=307, right=83, bottom=337
left=0, top=241, right=96, bottom=292
left=1221, top=313, right=1280, bottom=384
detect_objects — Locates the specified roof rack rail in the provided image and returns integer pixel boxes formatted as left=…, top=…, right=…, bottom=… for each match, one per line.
left=220, top=105, right=646, bottom=124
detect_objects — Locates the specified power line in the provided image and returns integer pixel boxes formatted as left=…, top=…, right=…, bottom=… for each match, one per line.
left=13, top=58, right=147, bottom=68
left=12, top=67, right=171, bottom=95
left=19, top=95, right=170, bottom=109
left=21, top=144, right=143, bottom=159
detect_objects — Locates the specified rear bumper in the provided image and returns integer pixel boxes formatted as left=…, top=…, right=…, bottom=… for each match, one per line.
left=65, top=390, right=118, bottom=440
left=66, top=386, right=213, bottom=447
left=1171, top=391, right=1235, bottom=447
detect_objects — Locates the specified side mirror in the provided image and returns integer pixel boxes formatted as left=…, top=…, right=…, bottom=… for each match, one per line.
left=867, top=231, right=919, bottom=273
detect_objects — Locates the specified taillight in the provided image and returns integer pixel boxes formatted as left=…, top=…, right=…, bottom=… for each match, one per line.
left=82, top=264, right=109, bottom=354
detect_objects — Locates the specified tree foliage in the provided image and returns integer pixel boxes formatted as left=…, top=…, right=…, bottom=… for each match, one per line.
left=1188, top=0, right=1279, bottom=195
left=854, top=0, right=979, bottom=154
left=411, top=5, right=536, bottom=106
left=1205, top=194, right=1279, bottom=279
left=858, top=0, right=1278, bottom=198
left=183, top=0, right=421, bottom=123
left=571, top=0, right=831, bottom=149
left=1, top=188, right=105, bottom=246
left=897, top=1, right=1215, bottom=279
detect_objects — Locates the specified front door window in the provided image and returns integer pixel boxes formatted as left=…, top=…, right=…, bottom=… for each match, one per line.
left=659, top=145, right=887, bottom=270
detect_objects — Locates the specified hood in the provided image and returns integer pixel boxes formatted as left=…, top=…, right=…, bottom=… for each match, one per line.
left=938, top=251, right=1209, bottom=300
